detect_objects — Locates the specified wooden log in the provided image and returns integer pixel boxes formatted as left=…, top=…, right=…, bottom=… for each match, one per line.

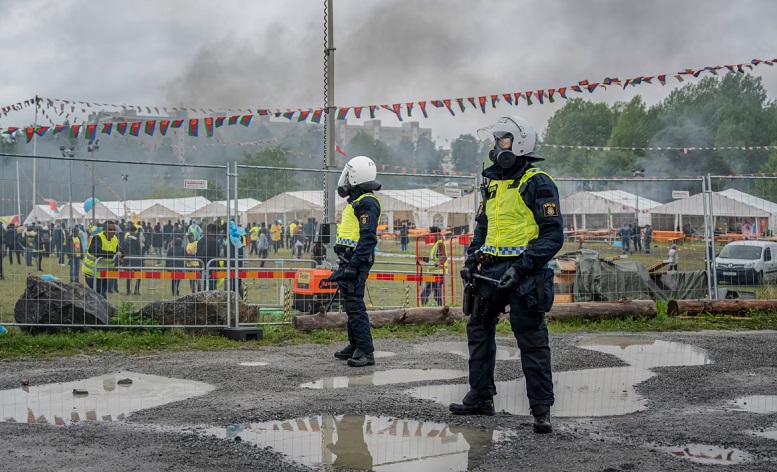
left=667, top=299, right=777, bottom=317
left=292, top=300, right=656, bottom=332
left=292, top=305, right=462, bottom=332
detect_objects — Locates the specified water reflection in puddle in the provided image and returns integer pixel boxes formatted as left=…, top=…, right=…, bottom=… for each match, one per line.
left=302, top=369, right=467, bottom=389
left=424, top=342, right=519, bottom=360
left=207, top=415, right=513, bottom=471
left=731, top=395, right=777, bottom=414
left=410, top=336, right=712, bottom=417
left=751, top=427, right=777, bottom=440
left=577, top=336, right=712, bottom=368
left=1, top=372, right=214, bottom=425
left=658, top=444, right=752, bottom=465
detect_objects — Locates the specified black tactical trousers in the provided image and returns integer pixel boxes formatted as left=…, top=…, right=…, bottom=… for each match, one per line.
left=335, top=262, right=374, bottom=354
left=466, top=260, right=554, bottom=409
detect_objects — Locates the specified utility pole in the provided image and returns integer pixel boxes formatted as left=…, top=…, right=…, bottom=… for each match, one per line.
left=121, top=174, right=129, bottom=220
left=322, top=0, right=337, bottom=266
left=32, top=95, right=39, bottom=215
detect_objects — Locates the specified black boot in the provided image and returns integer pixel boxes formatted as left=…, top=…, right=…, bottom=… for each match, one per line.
left=532, top=406, right=552, bottom=434
left=334, top=344, right=356, bottom=360
left=347, top=349, right=375, bottom=367
left=449, top=391, right=495, bottom=416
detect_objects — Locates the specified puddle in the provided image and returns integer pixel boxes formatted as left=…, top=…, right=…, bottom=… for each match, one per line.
left=373, top=351, right=396, bottom=359
left=424, top=342, right=519, bottom=360
left=409, top=336, right=712, bottom=417
left=239, top=362, right=269, bottom=366
left=731, top=395, right=777, bottom=414
left=658, top=444, right=752, bottom=465
left=1, top=372, right=214, bottom=425
left=301, top=369, right=467, bottom=389
left=577, top=336, right=712, bottom=369
left=751, top=427, right=777, bottom=440
left=206, top=415, right=513, bottom=471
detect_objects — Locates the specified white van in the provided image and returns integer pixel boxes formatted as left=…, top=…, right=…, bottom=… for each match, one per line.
left=715, top=240, right=777, bottom=285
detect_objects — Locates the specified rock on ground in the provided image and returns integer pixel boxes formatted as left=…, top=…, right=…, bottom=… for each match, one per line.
left=137, top=290, right=257, bottom=331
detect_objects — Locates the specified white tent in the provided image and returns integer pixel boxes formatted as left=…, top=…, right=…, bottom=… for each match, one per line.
left=560, top=190, right=662, bottom=229
left=189, top=199, right=261, bottom=225
left=368, top=189, right=451, bottom=231
left=24, top=202, right=117, bottom=225
left=717, top=189, right=777, bottom=233
left=245, top=191, right=339, bottom=224
left=650, top=192, right=770, bottom=233
left=138, top=204, right=183, bottom=221
left=99, top=196, right=211, bottom=219
left=426, top=193, right=477, bottom=232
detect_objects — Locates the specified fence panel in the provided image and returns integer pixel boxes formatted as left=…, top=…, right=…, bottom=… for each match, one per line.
left=709, top=175, right=777, bottom=295
left=0, top=152, right=231, bottom=329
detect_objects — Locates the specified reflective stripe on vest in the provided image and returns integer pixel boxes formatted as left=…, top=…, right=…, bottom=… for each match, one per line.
left=481, top=168, right=553, bottom=257
left=82, top=232, right=119, bottom=276
left=335, top=193, right=382, bottom=248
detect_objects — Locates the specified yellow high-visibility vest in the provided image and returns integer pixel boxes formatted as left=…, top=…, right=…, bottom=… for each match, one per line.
left=82, top=232, right=119, bottom=277
left=336, top=193, right=382, bottom=247
left=481, top=168, right=553, bottom=257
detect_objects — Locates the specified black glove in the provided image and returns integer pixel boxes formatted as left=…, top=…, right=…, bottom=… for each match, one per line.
left=497, top=265, right=521, bottom=291
left=323, top=271, right=340, bottom=283
left=460, top=259, right=477, bottom=282
left=342, top=265, right=358, bottom=280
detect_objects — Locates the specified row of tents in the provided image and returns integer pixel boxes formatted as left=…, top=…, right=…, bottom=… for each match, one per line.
left=23, top=187, right=777, bottom=234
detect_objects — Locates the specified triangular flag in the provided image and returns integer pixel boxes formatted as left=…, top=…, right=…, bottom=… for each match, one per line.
left=406, top=103, right=414, bottom=117
left=335, top=142, right=347, bottom=157
left=101, top=123, right=113, bottom=135
left=558, top=87, right=567, bottom=99
left=188, top=119, right=199, bottom=136
left=369, top=105, right=377, bottom=119
left=456, top=98, right=465, bottom=112
left=478, top=96, right=487, bottom=113
left=354, top=106, right=363, bottom=119
left=490, top=95, right=498, bottom=108
left=503, top=94, right=513, bottom=105
left=443, top=99, right=455, bottom=116
left=468, top=97, right=476, bottom=108
left=159, top=120, right=170, bottom=136
left=418, top=101, right=427, bottom=118
left=25, top=127, right=34, bottom=143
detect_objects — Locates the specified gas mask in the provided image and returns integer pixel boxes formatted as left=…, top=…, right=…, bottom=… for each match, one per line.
left=337, top=167, right=352, bottom=198
left=488, top=133, right=518, bottom=169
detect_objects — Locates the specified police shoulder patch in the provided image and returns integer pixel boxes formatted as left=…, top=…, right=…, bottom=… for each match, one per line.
left=360, top=214, right=369, bottom=225
left=542, top=202, right=559, bottom=217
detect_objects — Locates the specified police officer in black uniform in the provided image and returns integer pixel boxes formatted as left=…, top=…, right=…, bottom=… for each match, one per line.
left=450, top=116, right=564, bottom=434
left=329, top=155, right=382, bottom=368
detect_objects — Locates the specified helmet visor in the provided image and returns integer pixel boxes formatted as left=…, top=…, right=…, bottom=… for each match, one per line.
left=337, top=167, right=350, bottom=189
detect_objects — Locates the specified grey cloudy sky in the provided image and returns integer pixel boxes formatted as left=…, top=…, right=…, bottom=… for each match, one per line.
left=1, top=0, right=776, bottom=144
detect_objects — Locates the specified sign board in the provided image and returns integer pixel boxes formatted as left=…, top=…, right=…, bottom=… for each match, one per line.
left=671, top=190, right=690, bottom=199
left=444, top=188, right=463, bottom=198
left=184, top=179, right=208, bottom=190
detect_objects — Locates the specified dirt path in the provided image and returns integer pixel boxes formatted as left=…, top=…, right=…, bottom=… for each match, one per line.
left=2, top=330, right=776, bottom=471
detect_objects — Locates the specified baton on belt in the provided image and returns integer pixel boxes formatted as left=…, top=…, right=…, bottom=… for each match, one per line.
left=472, top=273, right=500, bottom=286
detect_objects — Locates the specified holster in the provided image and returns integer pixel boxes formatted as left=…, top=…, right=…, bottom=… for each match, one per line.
left=462, top=280, right=486, bottom=318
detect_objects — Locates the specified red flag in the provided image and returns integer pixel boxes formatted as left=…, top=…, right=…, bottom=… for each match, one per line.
left=188, top=119, right=199, bottom=136
left=144, top=120, right=156, bottom=136
left=129, top=121, right=141, bottom=136
left=204, top=117, right=213, bottom=137
left=312, top=109, right=323, bottom=123
left=35, top=126, right=50, bottom=137
left=171, top=119, right=184, bottom=128
left=117, top=122, right=128, bottom=135
left=478, top=96, right=487, bottom=113
left=101, top=123, right=113, bottom=135
left=456, top=98, right=465, bottom=112
left=354, top=106, right=363, bottom=119
left=490, top=95, right=498, bottom=108
left=513, top=92, right=522, bottom=104
left=558, top=87, right=567, bottom=99
left=25, top=127, right=34, bottom=143
left=70, top=124, right=81, bottom=138
left=297, top=110, right=310, bottom=122
left=418, top=101, right=427, bottom=118
left=335, top=142, right=347, bottom=157
left=406, top=102, right=414, bottom=117
left=215, top=116, right=225, bottom=127
left=468, top=97, right=476, bottom=108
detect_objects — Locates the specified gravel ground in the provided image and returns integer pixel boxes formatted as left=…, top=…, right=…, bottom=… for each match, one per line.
left=2, top=330, right=777, bottom=471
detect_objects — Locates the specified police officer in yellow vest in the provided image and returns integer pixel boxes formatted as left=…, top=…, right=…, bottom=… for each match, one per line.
left=420, top=228, right=448, bottom=306
left=450, top=116, right=564, bottom=434
left=82, top=220, right=123, bottom=298
left=329, top=155, right=382, bottom=368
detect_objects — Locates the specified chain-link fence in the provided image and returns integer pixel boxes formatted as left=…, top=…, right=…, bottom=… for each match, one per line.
left=7, top=151, right=777, bottom=332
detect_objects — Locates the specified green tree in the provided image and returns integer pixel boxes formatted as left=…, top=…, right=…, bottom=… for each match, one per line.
left=144, top=185, right=196, bottom=199
left=450, top=134, right=483, bottom=175
left=541, top=99, right=616, bottom=176
left=238, top=146, right=301, bottom=200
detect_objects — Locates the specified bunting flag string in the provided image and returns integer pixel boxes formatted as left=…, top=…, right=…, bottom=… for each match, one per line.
left=1, top=56, right=775, bottom=135
left=543, top=144, right=777, bottom=152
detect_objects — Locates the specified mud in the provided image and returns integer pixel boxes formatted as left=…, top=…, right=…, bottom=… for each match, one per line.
left=1, top=331, right=777, bottom=471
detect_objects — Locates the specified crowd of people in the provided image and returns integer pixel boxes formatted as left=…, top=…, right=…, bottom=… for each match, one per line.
left=0, top=216, right=323, bottom=297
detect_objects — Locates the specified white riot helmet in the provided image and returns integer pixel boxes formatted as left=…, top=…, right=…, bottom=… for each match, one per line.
left=477, top=115, right=543, bottom=168
left=337, top=155, right=382, bottom=198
